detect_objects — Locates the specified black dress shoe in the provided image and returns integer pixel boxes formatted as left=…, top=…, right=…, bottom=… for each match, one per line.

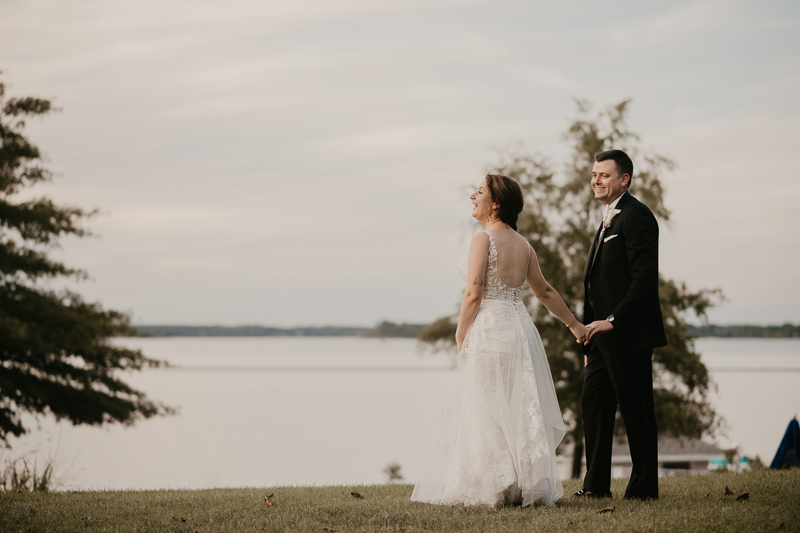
left=574, top=489, right=613, bottom=498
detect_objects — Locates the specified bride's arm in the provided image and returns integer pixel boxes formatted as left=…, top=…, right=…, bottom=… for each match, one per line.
left=455, top=233, right=490, bottom=352
left=526, top=244, right=588, bottom=343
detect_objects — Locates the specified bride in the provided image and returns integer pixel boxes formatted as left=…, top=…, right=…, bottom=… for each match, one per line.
left=412, top=174, right=588, bottom=507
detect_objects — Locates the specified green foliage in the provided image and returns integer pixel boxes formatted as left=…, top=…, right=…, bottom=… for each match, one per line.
left=745, top=455, right=767, bottom=472
left=383, top=462, right=404, bottom=483
left=0, top=75, right=172, bottom=443
left=0, top=455, right=55, bottom=493
left=417, top=315, right=457, bottom=351
left=0, top=470, right=798, bottom=532
left=418, top=100, right=723, bottom=477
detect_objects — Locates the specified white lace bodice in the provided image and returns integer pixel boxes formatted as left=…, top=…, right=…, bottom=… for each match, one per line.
left=459, top=231, right=524, bottom=303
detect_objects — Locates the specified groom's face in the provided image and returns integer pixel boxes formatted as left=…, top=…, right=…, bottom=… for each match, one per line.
left=591, top=160, right=629, bottom=205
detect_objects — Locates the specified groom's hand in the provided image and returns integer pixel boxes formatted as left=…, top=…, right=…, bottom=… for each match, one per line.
left=584, top=319, right=614, bottom=344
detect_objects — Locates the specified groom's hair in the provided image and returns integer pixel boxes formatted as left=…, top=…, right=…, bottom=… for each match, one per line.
left=485, top=174, right=523, bottom=231
left=595, top=150, right=634, bottom=188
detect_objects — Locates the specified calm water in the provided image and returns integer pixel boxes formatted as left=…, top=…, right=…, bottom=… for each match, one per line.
left=6, top=337, right=799, bottom=490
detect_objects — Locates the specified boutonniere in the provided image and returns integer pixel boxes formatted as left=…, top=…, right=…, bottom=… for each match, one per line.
left=603, top=208, right=621, bottom=229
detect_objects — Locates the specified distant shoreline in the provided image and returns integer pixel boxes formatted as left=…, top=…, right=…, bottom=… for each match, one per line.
left=132, top=322, right=799, bottom=339
left=132, top=321, right=425, bottom=338
left=687, top=324, right=799, bottom=338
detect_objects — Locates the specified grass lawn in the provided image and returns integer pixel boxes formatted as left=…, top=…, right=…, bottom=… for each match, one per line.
left=1, top=469, right=798, bottom=532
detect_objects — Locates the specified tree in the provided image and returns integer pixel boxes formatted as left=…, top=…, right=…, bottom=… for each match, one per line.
left=0, top=75, right=172, bottom=444
left=418, top=99, right=722, bottom=478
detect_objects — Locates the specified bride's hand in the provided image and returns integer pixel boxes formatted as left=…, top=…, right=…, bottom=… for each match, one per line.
left=456, top=326, right=469, bottom=353
left=569, top=321, right=589, bottom=344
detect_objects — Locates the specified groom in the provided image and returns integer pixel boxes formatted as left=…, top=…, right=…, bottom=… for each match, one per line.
left=578, top=149, right=667, bottom=501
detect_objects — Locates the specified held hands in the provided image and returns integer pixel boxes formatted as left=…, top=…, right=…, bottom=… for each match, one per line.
left=584, top=319, right=614, bottom=344
left=568, top=320, right=589, bottom=345
left=566, top=315, right=614, bottom=346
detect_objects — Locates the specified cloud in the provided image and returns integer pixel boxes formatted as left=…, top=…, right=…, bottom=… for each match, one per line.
left=2, top=0, right=798, bottom=325
left=608, top=0, right=743, bottom=49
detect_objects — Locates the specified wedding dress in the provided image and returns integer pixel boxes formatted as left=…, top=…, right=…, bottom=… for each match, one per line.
left=411, top=231, right=566, bottom=507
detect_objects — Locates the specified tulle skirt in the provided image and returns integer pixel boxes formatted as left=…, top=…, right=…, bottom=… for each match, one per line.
left=411, top=299, right=566, bottom=507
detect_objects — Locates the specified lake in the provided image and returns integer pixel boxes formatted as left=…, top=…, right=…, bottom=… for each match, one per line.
left=6, top=337, right=799, bottom=490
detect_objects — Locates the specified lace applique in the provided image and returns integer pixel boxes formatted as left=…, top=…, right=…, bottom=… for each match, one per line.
left=458, top=232, right=523, bottom=302
left=484, top=232, right=523, bottom=302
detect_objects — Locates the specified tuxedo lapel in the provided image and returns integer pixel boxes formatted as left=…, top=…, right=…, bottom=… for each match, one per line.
left=585, top=192, right=632, bottom=280
left=614, top=191, right=633, bottom=211
left=584, top=191, right=633, bottom=277
left=583, top=222, right=604, bottom=283
left=589, top=225, right=607, bottom=273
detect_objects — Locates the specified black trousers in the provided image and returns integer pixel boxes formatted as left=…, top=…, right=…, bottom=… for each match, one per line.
left=581, top=345, right=659, bottom=500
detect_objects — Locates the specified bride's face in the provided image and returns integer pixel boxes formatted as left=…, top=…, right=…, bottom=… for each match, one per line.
left=470, top=179, right=496, bottom=223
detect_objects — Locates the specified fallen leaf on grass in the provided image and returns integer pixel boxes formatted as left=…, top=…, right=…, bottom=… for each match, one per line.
left=724, top=486, right=733, bottom=495
left=264, top=493, right=275, bottom=506
left=351, top=491, right=363, bottom=499
left=598, top=506, right=615, bottom=514
left=736, top=493, right=750, bottom=501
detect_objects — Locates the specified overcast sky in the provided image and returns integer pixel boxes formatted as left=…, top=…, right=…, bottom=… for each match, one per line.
left=1, top=0, right=798, bottom=327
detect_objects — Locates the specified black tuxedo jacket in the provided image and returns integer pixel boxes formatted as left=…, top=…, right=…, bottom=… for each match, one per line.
left=583, top=192, right=667, bottom=356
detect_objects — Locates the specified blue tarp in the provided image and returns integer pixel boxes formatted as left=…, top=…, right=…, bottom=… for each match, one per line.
left=770, top=417, right=799, bottom=469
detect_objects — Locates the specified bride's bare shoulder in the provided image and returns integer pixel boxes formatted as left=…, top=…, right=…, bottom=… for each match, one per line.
left=510, top=231, right=531, bottom=252
left=514, top=231, right=530, bottom=245
left=467, top=232, right=490, bottom=255
left=470, top=232, right=491, bottom=245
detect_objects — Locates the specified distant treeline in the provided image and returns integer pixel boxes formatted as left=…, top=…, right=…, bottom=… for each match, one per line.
left=360, top=321, right=427, bottom=338
left=134, top=321, right=426, bottom=338
left=687, top=324, right=800, bottom=338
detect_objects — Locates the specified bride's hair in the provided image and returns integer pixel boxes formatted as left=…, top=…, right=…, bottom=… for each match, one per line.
left=485, top=174, right=523, bottom=230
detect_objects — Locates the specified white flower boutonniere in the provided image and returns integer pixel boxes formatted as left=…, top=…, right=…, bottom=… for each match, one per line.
left=603, top=208, right=621, bottom=229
